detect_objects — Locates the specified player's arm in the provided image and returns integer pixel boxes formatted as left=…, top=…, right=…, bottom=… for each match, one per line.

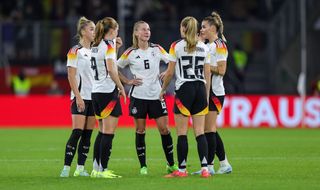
left=67, top=67, right=85, bottom=111
left=106, top=59, right=127, bottom=103
left=160, top=61, right=175, bottom=100
left=204, top=63, right=211, bottom=101
left=210, top=61, right=226, bottom=76
left=118, top=71, right=142, bottom=86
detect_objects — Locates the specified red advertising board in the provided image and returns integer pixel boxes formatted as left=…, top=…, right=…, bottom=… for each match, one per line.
left=0, top=95, right=319, bottom=128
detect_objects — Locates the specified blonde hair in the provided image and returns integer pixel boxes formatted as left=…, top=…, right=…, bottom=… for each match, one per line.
left=181, top=16, right=198, bottom=53
left=76, top=16, right=93, bottom=40
left=132, top=21, right=147, bottom=49
left=203, top=11, right=226, bottom=42
left=93, top=17, right=118, bottom=47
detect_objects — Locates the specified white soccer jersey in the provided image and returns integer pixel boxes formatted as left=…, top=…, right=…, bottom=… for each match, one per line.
left=208, top=38, right=228, bottom=96
left=168, top=39, right=211, bottom=90
left=67, top=44, right=94, bottom=100
left=91, top=39, right=117, bottom=93
left=117, top=43, right=170, bottom=100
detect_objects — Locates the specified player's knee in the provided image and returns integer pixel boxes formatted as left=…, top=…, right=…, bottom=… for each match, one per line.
left=159, top=127, right=169, bottom=135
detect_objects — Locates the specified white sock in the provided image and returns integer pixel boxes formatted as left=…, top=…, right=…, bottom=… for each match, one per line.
left=179, top=168, right=186, bottom=172
left=63, top=165, right=70, bottom=170
left=208, top=165, right=214, bottom=171
left=220, top=155, right=230, bottom=166
left=93, top=159, right=99, bottom=171
left=99, top=163, right=103, bottom=172
left=76, top=165, right=84, bottom=171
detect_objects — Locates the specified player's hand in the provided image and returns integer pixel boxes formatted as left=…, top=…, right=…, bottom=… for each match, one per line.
left=159, top=71, right=166, bottom=81
left=128, top=78, right=143, bottom=86
left=118, top=86, right=127, bottom=104
left=76, top=97, right=85, bottom=112
left=159, top=89, right=166, bottom=101
left=116, top=37, right=123, bottom=49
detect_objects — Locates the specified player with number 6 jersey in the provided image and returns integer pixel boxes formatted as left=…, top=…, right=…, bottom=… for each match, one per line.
left=117, top=21, right=178, bottom=175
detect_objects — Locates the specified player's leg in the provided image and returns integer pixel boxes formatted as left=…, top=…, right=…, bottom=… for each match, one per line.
left=60, top=113, right=86, bottom=177
left=216, top=131, right=232, bottom=174
left=129, top=97, right=149, bottom=174
left=150, top=99, right=178, bottom=173
left=155, top=115, right=178, bottom=173
left=134, top=118, right=148, bottom=174
left=74, top=100, right=95, bottom=177
left=192, top=114, right=210, bottom=178
left=74, top=114, right=95, bottom=177
left=91, top=119, right=103, bottom=177
left=99, top=92, right=122, bottom=178
left=164, top=114, right=189, bottom=178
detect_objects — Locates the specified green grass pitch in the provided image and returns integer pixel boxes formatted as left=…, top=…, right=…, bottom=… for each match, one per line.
left=0, top=128, right=319, bottom=190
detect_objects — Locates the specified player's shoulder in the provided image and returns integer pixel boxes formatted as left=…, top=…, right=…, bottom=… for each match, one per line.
left=121, top=47, right=136, bottom=57
left=150, top=43, right=167, bottom=52
left=170, top=39, right=183, bottom=48
left=103, top=39, right=115, bottom=47
left=213, top=38, right=227, bottom=49
left=68, top=44, right=83, bottom=55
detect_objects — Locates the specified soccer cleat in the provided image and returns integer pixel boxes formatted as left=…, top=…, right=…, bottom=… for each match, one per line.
left=99, top=170, right=122, bottom=178
left=164, top=170, right=188, bottom=178
left=140, top=166, right=148, bottom=175
left=166, top=164, right=179, bottom=174
left=200, top=169, right=211, bottom=178
left=90, top=170, right=99, bottom=178
left=192, top=168, right=215, bottom=175
left=74, top=169, right=89, bottom=177
left=216, top=164, right=232, bottom=174
left=60, top=168, right=70, bottom=177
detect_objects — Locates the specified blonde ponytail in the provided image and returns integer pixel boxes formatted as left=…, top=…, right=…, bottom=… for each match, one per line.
left=181, top=16, right=198, bottom=53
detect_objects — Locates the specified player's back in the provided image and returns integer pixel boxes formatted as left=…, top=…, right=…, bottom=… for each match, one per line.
left=91, top=39, right=117, bottom=93
left=170, top=39, right=210, bottom=90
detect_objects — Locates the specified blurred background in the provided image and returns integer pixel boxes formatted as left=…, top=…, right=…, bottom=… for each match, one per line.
left=0, top=0, right=319, bottom=128
left=0, top=0, right=320, bottom=95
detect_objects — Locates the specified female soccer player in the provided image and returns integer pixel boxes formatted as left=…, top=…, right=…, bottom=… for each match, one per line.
left=160, top=16, right=212, bottom=178
left=60, top=17, right=96, bottom=177
left=117, top=21, right=178, bottom=175
left=90, top=17, right=126, bottom=178
left=194, top=11, right=232, bottom=175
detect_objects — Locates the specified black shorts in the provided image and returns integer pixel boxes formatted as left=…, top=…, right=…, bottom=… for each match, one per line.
left=71, top=99, right=95, bottom=116
left=209, top=92, right=225, bottom=114
left=174, top=81, right=208, bottom=116
left=92, top=88, right=122, bottom=119
left=129, top=97, right=168, bottom=119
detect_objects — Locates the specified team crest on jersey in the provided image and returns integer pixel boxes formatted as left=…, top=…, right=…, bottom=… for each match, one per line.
left=151, top=51, right=155, bottom=57
left=135, top=55, right=140, bottom=59
left=131, top=107, right=138, bottom=114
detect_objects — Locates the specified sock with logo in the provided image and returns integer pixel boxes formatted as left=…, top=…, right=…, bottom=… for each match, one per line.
left=196, top=134, right=208, bottom=167
left=64, top=129, right=83, bottom=166
left=136, top=133, right=146, bottom=168
left=177, top=135, right=188, bottom=169
left=161, top=133, right=174, bottom=166
left=77, top=129, right=93, bottom=166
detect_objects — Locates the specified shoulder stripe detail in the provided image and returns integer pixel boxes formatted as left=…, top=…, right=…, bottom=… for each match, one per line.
left=214, top=39, right=227, bottom=55
left=120, top=48, right=134, bottom=60
left=169, top=40, right=181, bottom=57
left=67, top=45, right=81, bottom=60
